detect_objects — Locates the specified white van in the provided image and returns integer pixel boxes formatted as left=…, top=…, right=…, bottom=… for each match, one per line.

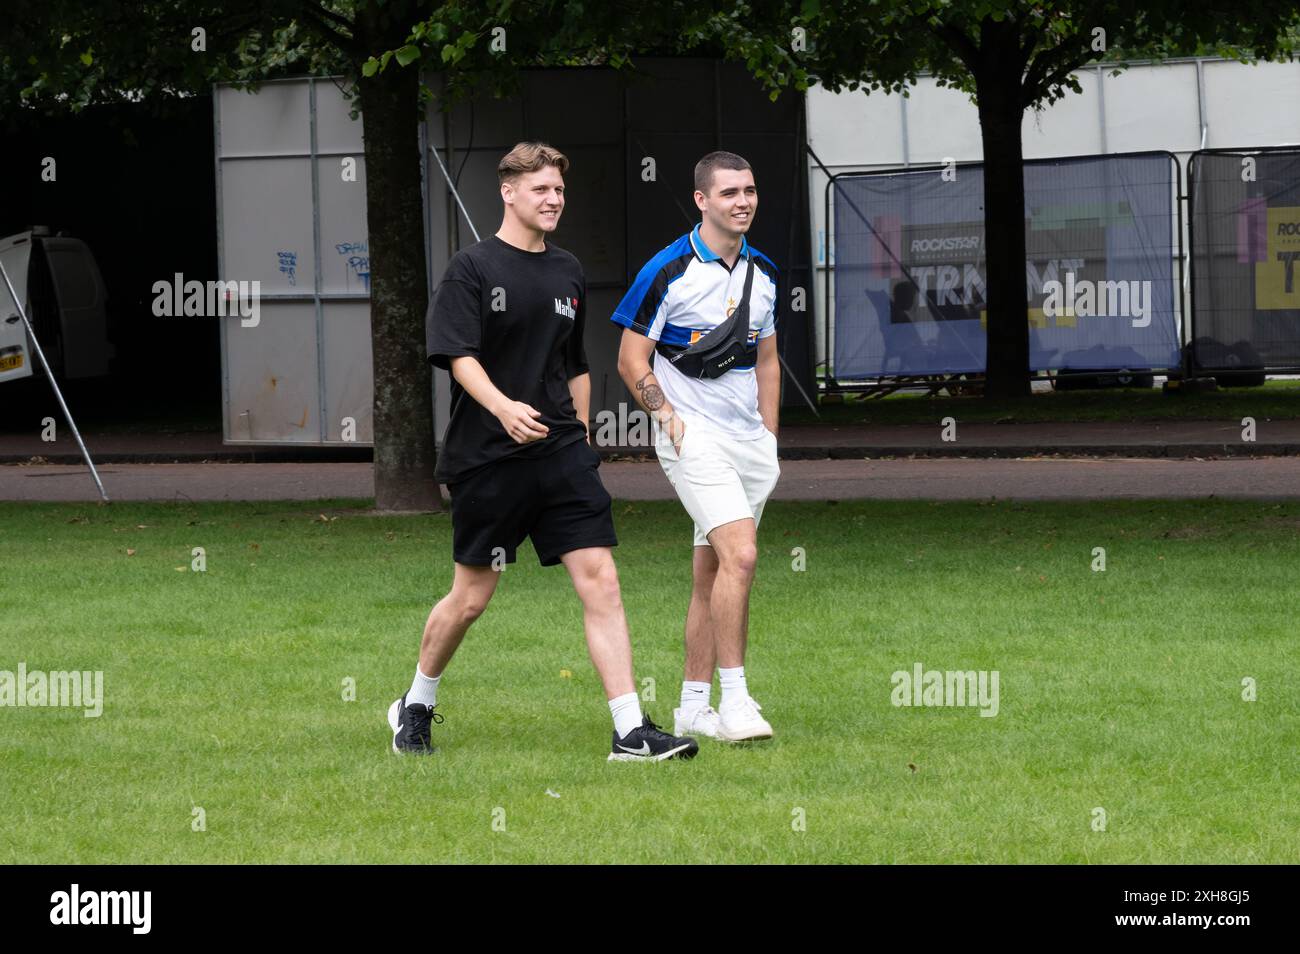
left=0, top=227, right=113, bottom=384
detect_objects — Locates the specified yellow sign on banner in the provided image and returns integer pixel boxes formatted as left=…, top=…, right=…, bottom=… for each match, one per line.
left=1255, top=207, right=1300, bottom=310
left=979, top=309, right=1076, bottom=329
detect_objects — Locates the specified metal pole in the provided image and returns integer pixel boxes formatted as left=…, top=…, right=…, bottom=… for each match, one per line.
left=787, top=100, right=819, bottom=417
left=778, top=351, right=818, bottom=412
left=429, top=145, right=480, bottom=242
left=1095, top=65, right=1107, bottom=155
left=0, top=260, right=109, bottom=502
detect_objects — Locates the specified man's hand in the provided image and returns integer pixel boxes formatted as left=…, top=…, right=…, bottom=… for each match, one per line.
left=495, top=400, right=549, bottom=443
left=660, top=409, right=686, bottom=453
left=449, top=356, right=549, bottom=444
left=618, top=329, right=687, bottom=453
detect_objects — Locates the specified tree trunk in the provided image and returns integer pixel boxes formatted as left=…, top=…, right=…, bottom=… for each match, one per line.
left=975, top=20, right=1031, bottom=400
left=355, top=7, right=440, bottom=511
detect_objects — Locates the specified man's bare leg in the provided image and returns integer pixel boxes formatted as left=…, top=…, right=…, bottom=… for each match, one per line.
left=418, top=562, right=501, bottom=678
left=705, top=518, right=758, bottom=671
left=705, top=517, right=771, bottom=740
left=390, top=562, right=501, bottom=753
left=559, top=547, right=636, bottom=699
left=683, top=544, right=720, bottom=683
left=675, top=543, right=722, bottom=733
left=562, top=546, right=700, bottom=759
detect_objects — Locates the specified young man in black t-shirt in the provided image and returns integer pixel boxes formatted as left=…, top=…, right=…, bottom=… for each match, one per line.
left=387, top=142, right=698, bottom=763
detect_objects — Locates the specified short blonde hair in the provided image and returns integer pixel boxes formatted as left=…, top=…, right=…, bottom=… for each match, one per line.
left=498, top=141, right=569, bottom=184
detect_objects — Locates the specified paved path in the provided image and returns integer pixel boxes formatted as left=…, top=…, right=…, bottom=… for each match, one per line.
left=4, top=456, right=1299, bottom=503
left=3, top=418, right=1299, bottom=464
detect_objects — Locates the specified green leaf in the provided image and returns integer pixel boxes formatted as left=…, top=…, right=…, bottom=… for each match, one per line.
left=361, top=56, right=379, bottom=77
left=395, top=44, right=421, bottom=67
left=79, top=51, right=93, bottom=66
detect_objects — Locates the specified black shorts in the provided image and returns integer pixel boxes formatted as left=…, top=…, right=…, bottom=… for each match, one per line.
left=447, top=438, right=618, bottom=567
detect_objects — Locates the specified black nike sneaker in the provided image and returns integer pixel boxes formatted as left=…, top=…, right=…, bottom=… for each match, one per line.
left=608, top=715, right=699, bottom=762
left=387, top=692, right=443, bottom=755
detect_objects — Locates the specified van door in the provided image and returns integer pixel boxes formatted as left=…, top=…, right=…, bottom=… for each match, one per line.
left=43, top=236, right=111, bottom=378
left=0, top=233, right=34, bottom=383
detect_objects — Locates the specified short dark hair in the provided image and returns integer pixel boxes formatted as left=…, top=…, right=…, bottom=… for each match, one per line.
left=498, top=141, right=569, bottom=185
left=694, top=151, right=752, bottom=195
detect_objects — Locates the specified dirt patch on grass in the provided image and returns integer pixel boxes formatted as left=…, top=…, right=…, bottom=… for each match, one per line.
left=1252, top=515, right=1300, bottom=532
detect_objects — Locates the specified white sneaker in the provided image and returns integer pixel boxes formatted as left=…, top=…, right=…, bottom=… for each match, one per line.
left=717, top=697, right=773, bottom=742
left=673, top=705, right=721, bottom=739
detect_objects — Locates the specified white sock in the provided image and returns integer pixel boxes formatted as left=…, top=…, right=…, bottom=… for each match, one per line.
left=407, top=667, right=440, bottom=709
left=719, top=666, right=748, bottom=710
left=609, top=692, right=643, bottom=739
left=679, top=680, right=711, bottom=714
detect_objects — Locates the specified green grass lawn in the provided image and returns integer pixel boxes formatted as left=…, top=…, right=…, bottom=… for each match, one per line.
left=785, top=379, right=1300, bottom=426
left=1, top=497, right=1297, bottom=864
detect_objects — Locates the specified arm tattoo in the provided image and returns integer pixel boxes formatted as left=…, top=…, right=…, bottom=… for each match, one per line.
left=634, top=372, right=667, bottom=411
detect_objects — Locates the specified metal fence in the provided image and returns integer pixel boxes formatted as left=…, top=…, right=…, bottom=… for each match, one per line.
left=1189, top=146, right=1300, bottom=375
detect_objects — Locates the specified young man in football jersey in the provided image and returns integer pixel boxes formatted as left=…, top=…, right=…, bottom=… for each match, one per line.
left=613, top=151, right=782, bottom=743
left=388, top=142, right=698, bottom=763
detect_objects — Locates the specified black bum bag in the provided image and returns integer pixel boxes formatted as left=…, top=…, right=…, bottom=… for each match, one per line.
left=655, top=254, right=756, bottom=380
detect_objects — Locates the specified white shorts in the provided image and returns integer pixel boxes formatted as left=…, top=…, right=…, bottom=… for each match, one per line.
left=655, top=419, right=781, bottom=547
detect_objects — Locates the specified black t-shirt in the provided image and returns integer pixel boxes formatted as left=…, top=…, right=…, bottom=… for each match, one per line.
left=427, top=236, right=589, bottom=484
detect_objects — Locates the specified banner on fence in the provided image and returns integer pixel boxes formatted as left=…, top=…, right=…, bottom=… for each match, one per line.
left=832, top=153, right=1180, bottom=378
